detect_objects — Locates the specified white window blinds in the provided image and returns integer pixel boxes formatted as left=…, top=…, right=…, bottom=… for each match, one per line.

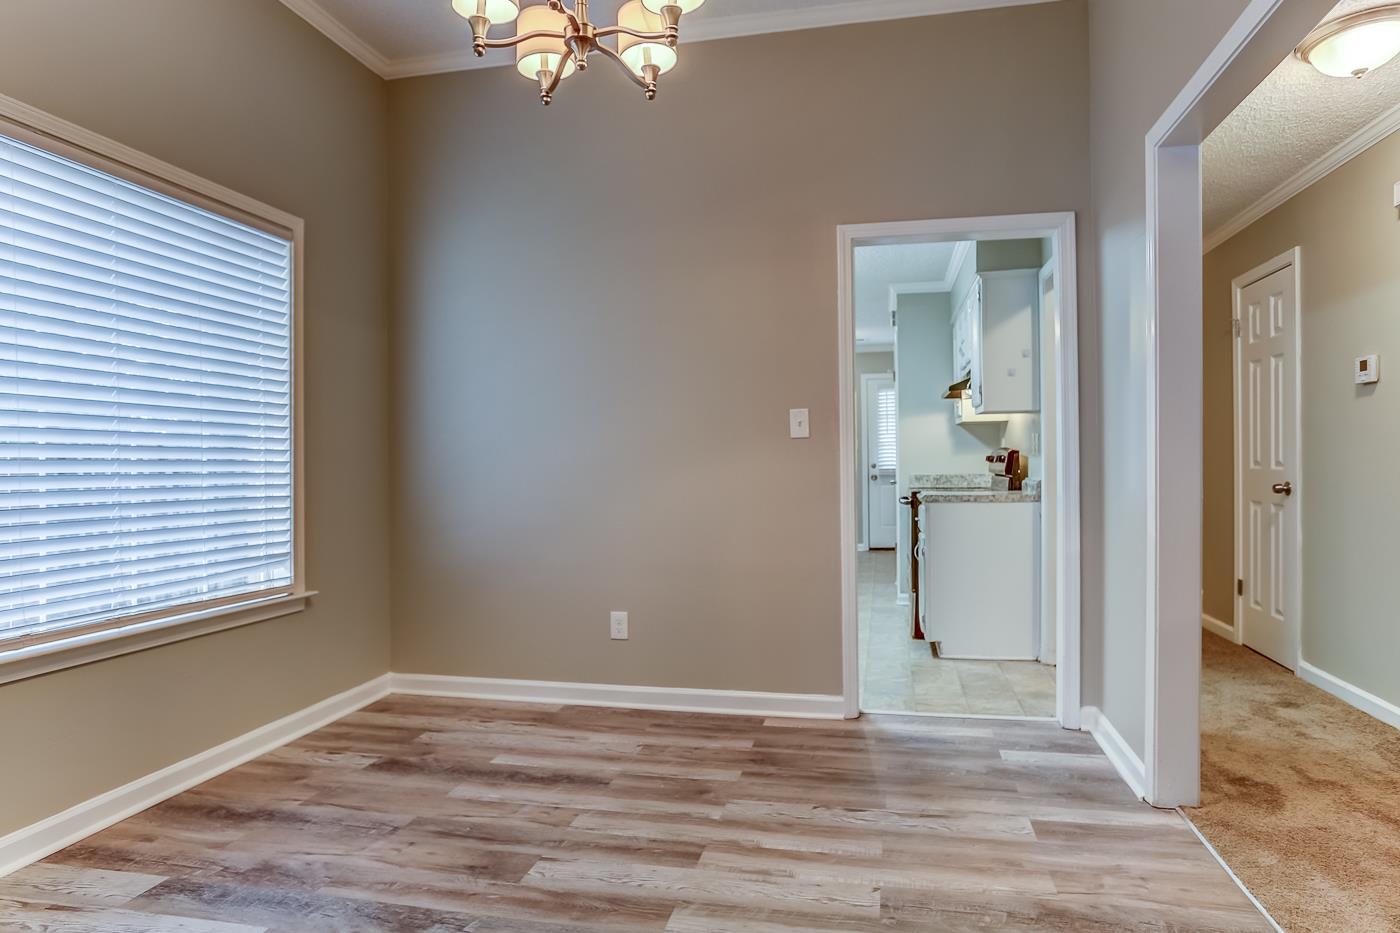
left=874, top=384, right=897, bottom=471
left=0, top=131, right=295, bottom=647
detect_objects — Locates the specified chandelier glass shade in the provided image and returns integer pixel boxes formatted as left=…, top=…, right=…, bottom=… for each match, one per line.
left=453, top=0, right=703, bottom=104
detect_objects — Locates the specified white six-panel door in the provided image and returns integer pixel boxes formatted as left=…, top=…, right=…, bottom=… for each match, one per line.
left=1235, top=261, right=1300, bottom=670
left=865, top=376, right=898, bottom=549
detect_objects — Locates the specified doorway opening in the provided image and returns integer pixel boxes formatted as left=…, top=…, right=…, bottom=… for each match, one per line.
left=837, top=214, right=1081, bottom=726
left=1181, top=5, right=1400, bottom=923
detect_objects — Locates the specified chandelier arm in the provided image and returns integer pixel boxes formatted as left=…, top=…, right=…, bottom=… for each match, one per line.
left=478, top=29, right=570, bottom=50
left=594, top=25, right=671, bottom=42
left=592, top=41, right=652, bottom=92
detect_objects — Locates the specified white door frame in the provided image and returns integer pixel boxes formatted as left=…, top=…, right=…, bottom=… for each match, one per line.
left=1231, top=249, right=1304, bottom=660
left=1144, top=0, right=1335, bottom=806
left=859, top=370, right=896, bottom=551
left=836, top=212, right=1081, bottom=728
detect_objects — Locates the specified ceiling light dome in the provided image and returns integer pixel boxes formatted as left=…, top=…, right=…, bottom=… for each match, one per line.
left=1296, top=5, right=1400, bottom=78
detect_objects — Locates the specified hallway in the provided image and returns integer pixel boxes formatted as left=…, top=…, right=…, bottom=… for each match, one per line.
left=1187, top=633, right=1400, bottom=933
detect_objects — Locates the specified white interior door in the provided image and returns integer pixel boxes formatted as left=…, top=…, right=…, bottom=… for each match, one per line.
left=1235, top=262, right=1299, bottom=670
left=865, top=376, right=898, bottom=549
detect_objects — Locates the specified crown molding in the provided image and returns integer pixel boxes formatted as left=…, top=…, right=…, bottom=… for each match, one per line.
left=278, top=0, right=393, bottom=77
left=1205, top=98, right=1400, bottom=253
left=280, top=0, right=1051, bottom=81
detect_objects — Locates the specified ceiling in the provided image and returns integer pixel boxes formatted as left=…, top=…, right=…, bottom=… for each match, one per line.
left=277, top=0, right=1047, bottom=78
left=853, top=241, right=967, bottom=349
left=1203, top=0, right=1400, bottom=249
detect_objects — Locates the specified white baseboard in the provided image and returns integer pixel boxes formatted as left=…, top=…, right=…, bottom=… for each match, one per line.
left=0, top=674, right=391, bottom=878
left=856, top=543, right=870, bottom=552
left=1201, top=613, right=1236, bottom=641
left=390, top=673, right=846, bottom=720
left=1298, top=660, right=1400, bottom=732
left=1080, top=705, right=1147, bottom=800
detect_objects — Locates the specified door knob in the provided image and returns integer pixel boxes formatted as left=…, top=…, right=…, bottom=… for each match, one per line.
left=1272, top=481, right=1293, bottom=496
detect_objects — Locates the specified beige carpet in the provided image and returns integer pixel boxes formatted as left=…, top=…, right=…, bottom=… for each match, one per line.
left=1187, top=633, right=1400, bottom=933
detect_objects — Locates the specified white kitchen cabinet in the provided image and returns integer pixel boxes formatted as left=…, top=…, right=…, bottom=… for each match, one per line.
left=951, top=269, right=1039, bottom=415
left=920, top=500, right=1039, bottom=659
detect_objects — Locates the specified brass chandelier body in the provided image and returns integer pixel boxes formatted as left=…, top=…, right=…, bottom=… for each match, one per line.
left=457, top=0, right=699, bottom=105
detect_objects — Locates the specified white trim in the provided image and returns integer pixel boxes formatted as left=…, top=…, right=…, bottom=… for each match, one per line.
left=1080, top=706, right=1147, bottom=800
left=838, top=212, right=1081, bottom=729
left=1298, top=660, right=1400, bottom=731
left=0, top=592, right=316, bottom=687
left=1201, top=612, right=1237, bottom=642
left=389, top=674, right=845, bottom=719
left=1205, top=100, right=1400, bottom=253
left=277, top=0, right=393, bottom=77
left=863, top=708, right=1057, bottom=722
left=0, top=94, right=300, bottom=231
left=1143, top=0, right=1335, bottom=808
left=1179, top=813, right=1285, bottom=933
left=0, top=674, right=391, bottom=878
left=1231, top=249, right=1303, bottom=671
left=372, top=0, right=1053, bottom=79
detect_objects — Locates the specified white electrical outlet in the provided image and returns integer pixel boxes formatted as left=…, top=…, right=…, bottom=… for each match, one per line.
left=610, top=611, right=629, bottom=640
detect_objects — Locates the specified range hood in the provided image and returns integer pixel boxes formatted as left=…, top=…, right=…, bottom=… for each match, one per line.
left=943, top=376, right=971, bottom=400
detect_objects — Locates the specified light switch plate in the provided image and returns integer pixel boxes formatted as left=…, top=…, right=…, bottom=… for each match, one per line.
left=789, top=408, right=810, bottom=439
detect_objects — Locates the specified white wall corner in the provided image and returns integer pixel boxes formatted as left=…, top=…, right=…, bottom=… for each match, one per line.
left=389, top=673, right=847, bottom=720
left=1298, top=661, right=1400, bottom=732
left=0, top=674, right=392, bottom=878
left=1080, top=706, right=1147, bottom=800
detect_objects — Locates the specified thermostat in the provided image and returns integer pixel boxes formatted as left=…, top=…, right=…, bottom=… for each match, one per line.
left=1356, top=354, right=1380, bottom=385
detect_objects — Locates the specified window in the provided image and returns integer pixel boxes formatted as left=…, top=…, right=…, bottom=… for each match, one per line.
left=1, top=122, right=300, bottom=656
left=874, top=384, right=897, bottom=471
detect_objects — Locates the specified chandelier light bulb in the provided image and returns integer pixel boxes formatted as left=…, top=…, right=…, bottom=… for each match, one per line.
left=618, top=1, right=678, bottom=77
left=516, top=5, right=577, bottom=84
left=642, top=0, right=705, bottom=14
left=1296, top=5, right=1400, bottom=78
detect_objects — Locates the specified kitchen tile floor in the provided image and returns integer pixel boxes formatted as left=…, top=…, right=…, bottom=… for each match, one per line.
left=858, top=550, right=1056, bottom=717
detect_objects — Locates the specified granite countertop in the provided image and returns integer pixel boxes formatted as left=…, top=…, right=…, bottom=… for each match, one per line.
left=909, top=473, right=1041, bottom=503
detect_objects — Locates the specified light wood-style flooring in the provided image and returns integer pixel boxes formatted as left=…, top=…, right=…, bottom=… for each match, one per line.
left=860, top=550, right=1056, bottom=716
left=0, top=696, right=1267, bottom=931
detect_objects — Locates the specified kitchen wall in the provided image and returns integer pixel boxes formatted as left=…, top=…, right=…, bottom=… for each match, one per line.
left=854, top=350, right=895, bottom=546
left=893, top=292, right=1004, bottom=594
left=0, top=0, right=391, bottom=836
left=389, top=2, right=1091, bottom=695
left=1085, top=0, right=1255, bottom=754
left=1203, top=126, right=1400, bottom=710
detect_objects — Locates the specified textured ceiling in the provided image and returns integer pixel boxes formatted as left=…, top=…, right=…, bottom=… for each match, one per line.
left=1203, top=0, right=1400, bottom=239
left=853, top=242, right=963, bottom=347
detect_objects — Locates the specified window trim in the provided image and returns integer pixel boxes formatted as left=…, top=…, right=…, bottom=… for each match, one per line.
left=0, top=92, right=310, bottom=681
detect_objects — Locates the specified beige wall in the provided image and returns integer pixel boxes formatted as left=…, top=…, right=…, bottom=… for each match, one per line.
left=0, top=1, right=391, bottom=835
left=388, top=3, right=1091, bottom=694
left=1086, top=0, right=1253, bottom=754
left=1204, top=128, right=1400, bottom=708
left=854, top=350, right=895, bottom=544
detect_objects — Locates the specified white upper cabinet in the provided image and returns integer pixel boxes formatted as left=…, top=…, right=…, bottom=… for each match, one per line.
left=953, top=269, right=1039, bottom=415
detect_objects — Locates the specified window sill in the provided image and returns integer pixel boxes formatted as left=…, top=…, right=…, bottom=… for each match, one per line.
left=0, top=591, right=317, bottom=687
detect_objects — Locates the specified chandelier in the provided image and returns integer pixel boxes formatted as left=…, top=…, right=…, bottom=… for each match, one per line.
left=453, top=0, right=705, bottom=105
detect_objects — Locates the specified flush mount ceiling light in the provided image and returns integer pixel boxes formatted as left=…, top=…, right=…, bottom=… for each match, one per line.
left=1296, top=4, right=1400, bottom=78
left=453, top=0, right=703, bottom=105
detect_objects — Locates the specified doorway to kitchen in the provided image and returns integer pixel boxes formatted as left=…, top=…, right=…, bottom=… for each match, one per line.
left=838, top=214, right=1081, bottom=726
